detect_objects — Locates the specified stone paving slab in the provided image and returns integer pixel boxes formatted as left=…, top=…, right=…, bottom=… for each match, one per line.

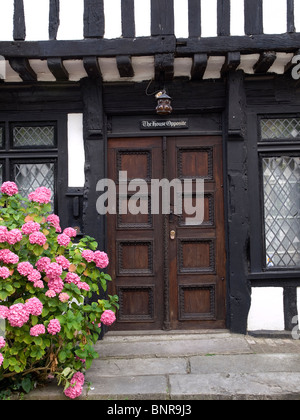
left=169, top=373, right=300, bottom=400
left=96, top=335, right=252, bottom=359
left=86, top=375, right=169, bottom=400
left=88, top=357, right=188, bottom=377
left=190, top=354, right=300, bottom=374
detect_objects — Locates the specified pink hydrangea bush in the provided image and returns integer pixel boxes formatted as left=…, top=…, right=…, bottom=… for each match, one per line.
left=0, top=183, right=118, bottom=399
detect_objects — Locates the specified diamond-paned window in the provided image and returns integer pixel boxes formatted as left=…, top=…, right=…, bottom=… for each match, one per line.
left=261, top=119, right=300, bottom=141
left=263, top=156, right=300, bottom=268
left=13, top=162, right=55, bottom=206
left=12, top=125, right=55, bottom=148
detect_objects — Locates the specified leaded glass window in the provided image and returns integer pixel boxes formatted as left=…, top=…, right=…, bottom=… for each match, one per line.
left=263, top=156, right=300, bottom=268
left=13, top=162, right=55, bottom=207
left=261, top=118, right=300, bottom=141
left=12, top=125, right=55, bottom=148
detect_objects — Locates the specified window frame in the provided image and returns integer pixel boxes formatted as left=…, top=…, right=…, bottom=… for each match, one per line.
left=0, top=112, right=68, bottom=216
left=248, top=112, right=300, bottom=285
left=259, top=151, right=300, bottom=271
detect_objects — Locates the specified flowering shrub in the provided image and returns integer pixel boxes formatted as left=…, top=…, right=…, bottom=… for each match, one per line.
left=0, top=182, right=118, bottom=399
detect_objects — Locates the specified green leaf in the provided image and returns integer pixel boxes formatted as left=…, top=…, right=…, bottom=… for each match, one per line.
left=21, top=377, right=34, bottom=394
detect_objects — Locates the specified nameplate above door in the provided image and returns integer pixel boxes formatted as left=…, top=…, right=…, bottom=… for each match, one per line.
left=140, top=119, right=189, bottom=130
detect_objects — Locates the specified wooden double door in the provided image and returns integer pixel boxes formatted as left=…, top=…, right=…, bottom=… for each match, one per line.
left=107, top=136, right=226, bottom=330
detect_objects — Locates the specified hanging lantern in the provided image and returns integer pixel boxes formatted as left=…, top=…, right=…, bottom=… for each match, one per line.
left=155, top=90, right=173, bottom=115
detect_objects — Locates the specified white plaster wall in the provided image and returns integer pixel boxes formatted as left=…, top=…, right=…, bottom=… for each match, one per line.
left=68, top=114, right=85, bottom=188
left=248, top=288, right=285, bottom=331
left=0, top=0, right=297, bottom=42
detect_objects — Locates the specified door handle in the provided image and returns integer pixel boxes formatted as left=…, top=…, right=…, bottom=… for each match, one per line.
left=170, top=230, right=176, bottom=240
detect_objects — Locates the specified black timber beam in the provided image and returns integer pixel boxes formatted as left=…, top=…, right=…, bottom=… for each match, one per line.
left=84, top=0, right=105, bottom=38
left=221, top=52, right=241, bottom=75
left=244, top=0, right=263, bottom=35
left=83, top=56, right=102, bottom=79
left=116, top=55, right=134, bottom=78
left=47, top=58, right=69, bottom=81
left=49, top=0, right=60, bottom=40
left=191, top=54, right=207, bottom=80
left=188, top=0, right=201, bottom=38
left=9, top=58, right=37, bottom=82
left=287, top=0, right=295, bottom=33
left=121, top=0, right=135, bottom=38
left=226, top=70, right=251, bottom=334
left=154, top=53, right=174, bottom=82
left=175, top=33, right=300, bottom=56
left=2, top=33, right=300, bottom=59
left=151, top=0, right=174, bottom=36
left=0, top=36, right=176, bottom=58
left=217, top=0, right=230, bottom=37
left=13, top=0, right=26, bottom=41
left=253, top=51, right=277, bottom=74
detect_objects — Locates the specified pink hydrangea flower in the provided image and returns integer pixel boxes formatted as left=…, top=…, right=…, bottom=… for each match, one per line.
left=100, top=310, right=116, bottom=326
left=7, top=303, right=30, bottom=328
left=34, top=280, right=44, bottom=289
left=36, top=257, right=51, bottom=273
left=46, top=214, right=61, bottom=233
left=17, top=262, right=34, bottom=276
left=64, top=373, right=84, bottom=400
left=28, top=187, right=51, bottom=204
left=93, top=251, right=109, bottom=269
left=45, top=289, right=56, bottom=298
left=1, top=181, right=18, bottom=196
left=0, top=353, right=3, bottom=367
left=57, top=233, right=71, bottom=247
left=47, top=319, right=61, bottom=336
left=0, top=266, right=10, bottom=279
left=7, top=229, right=23, bottom=245
left=22, top=221, right=41, bottom=235
left=28, top=269, right=42, bottom=283
left=63, top=227, right=77, bottom=238
left=0, top=336, right=6, bottom=349
left=59, top=293, right=70, bottom=303
left=48, top=278, right=64, bottom=294
left=0, top=226, right=8, bottom=243
left=82, top=250, right=94, bottom=263
left=65, top=272, right=80, bottom=285
left=29, top=231, right=47, bottom=246
left=30, top=324, right=46, bottom=337
left=72, top=372, right=85, bottom=385
left=56, top=255, right=70, bottom=270
left=0, top=249, right=19, bottom=265
left=0, top=305, right=9, bottom=319
left=46, top=262, right=63, bottom=280
left=78, top=282, right=90, bottom=292
left=25, top=297, right=43, bottom=316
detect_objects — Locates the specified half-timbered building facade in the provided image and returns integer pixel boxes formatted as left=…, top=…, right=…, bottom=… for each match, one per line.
left=0, top=0, right=299, bottom=335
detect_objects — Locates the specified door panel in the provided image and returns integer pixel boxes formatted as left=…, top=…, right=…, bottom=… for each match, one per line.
left=107, top=138, right=164, bottom=330
left=167, top=137, right=226, bottom=329
left=108, top=136, right=226, bottom=330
